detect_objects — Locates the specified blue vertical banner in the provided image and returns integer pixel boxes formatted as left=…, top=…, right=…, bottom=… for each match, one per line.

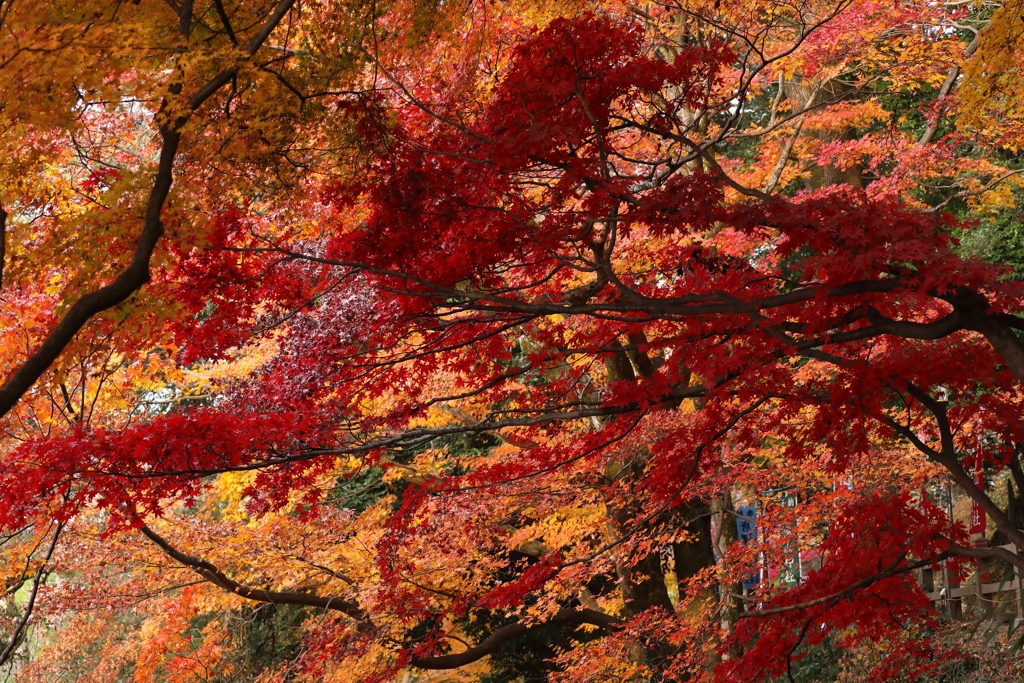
left=735, top=505, right=759, bottom=590
left=736, top=505, right=757, bottom=542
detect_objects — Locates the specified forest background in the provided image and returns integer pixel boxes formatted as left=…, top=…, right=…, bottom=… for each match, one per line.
left=1, top=0, right=1024, bottom=681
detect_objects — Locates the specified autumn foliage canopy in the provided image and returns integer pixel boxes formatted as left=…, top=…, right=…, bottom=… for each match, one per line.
left=3, top=0, right=1024, bottom=681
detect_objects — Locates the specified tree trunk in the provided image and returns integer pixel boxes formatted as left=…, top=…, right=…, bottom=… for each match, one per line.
left=784, top=76, right=863, bottom=190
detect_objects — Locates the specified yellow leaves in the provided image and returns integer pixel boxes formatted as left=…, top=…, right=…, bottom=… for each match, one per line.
left=208, top=471, right=259, bottom=522
left=382, top=449, right=449, bottom=486
left=504, top=502, right=608, bottom=556
left=187, top=334, right=281, bottom=387
left=0, top=3, right=176, bottom=122
left=965, top=170, right=1024, bottom=215
left=959, top=0, right=1024, bottom=135
left=42, top=271, right=65, bottom=297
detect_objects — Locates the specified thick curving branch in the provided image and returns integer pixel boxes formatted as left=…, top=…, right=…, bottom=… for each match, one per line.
left=887, top=385, right=1024, bottom=553
left=140, top=524, right=371, bottom=626
left=0, top=126, right=179, bottom=419
left=411, top=607, right=621, bottom=669
left=0, top=0, right=297, bottom=420
left=949, top=542, right=1024, bottom=567
left=141, top=523, right=620, bottom=670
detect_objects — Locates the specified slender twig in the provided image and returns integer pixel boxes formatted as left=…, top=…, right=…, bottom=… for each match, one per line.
left=0, top=522, right=63, bottom=667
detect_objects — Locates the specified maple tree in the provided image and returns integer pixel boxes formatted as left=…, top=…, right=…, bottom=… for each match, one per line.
left=2, top=1, right=1024, bottom=682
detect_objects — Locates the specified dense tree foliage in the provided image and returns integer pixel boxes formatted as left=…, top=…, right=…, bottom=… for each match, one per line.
left=1, top=1, right=1024, bottom=681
